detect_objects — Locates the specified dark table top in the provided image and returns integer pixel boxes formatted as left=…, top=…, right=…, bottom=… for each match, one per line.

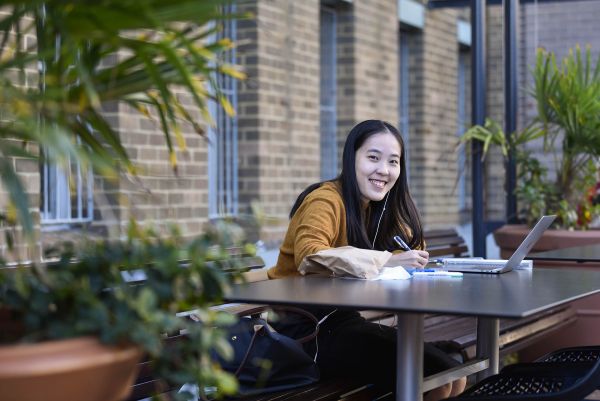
left=529, top=244, right=600, bottom=262
left=225, top=268, right=600, bottom=319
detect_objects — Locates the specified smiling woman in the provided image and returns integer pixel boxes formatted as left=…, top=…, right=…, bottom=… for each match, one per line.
left=266, top=120, right=467, bottom=401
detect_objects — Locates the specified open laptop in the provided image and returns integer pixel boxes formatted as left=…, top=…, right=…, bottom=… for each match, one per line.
left=445, top=215, right=556, bottom=274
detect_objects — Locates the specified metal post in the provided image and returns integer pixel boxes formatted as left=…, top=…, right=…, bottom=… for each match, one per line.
left=476, top=318, right=500, bottom=381
left=471, top=0, right=486, bottom=257
left=396, top=313, right=425, bottom=401
left=504, top=0, right=518, bottom=223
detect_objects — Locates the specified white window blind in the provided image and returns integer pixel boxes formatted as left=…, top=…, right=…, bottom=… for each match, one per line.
left=41, top=158, right=94, bottom=225
left=320, top=7, right=338, bottom=180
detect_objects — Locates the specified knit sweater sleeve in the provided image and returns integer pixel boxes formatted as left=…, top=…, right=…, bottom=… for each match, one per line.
left=291, top=188, right=345, bottom=267
left=267, top=182, right=348, bottom=279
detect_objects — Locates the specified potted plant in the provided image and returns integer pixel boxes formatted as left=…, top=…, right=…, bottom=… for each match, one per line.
left=460, top=45, right=600, bottom=257
left=0, top=220, right=248, bottom=401
left=0, top=2, right=251, bottom=399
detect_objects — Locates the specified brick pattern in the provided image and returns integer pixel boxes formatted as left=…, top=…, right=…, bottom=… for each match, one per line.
left=237, top=0, right=260, bottom=223
left=336, top=0, right=400, bottom=182
left=348, top=0, right=399, bottom=125
left=407, top=7, right=461, bottom=228
left=0, top=14, right=41, bottom=261
left=237, top=0, right=321, bottom=243
left=107, top=94, right=209, bottom=239
left=335, top=3, right=355, bottom=164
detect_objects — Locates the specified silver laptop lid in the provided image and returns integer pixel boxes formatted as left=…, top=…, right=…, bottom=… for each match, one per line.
left=504, top=215, right=556, bottom=270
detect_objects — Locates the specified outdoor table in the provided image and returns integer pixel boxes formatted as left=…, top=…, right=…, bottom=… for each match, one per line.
left=524, top=245, right=600, bottom=355
left=225, top=268, right=600, bottom=401
left=529, top=244, right=600, bottom=263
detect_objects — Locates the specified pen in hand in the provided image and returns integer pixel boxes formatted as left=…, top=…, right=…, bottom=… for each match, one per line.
left=394, top=235, right=443, bottom=266
left=393, top=235, right=411, bottom=251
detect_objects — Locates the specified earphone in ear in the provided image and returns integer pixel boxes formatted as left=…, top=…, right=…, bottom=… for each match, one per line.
left=371, top=192, right=389, bottom=249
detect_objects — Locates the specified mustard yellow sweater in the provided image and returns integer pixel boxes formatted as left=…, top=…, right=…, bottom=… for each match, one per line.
left=268, top=181, right=347, bottom=279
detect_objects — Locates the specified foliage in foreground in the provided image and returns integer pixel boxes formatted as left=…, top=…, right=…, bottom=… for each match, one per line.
left=0, top=0, right=246, bottom=233
left=0, top=221, right=250, bottom=400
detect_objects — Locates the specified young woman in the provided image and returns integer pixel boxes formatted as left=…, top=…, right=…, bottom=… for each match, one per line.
left=267, top=120, right=466, bottom=400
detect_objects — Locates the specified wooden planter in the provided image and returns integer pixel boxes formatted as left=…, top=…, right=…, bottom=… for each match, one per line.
left=494, top=225, right=600, bottom=361
left=0, top=337, right=142, bottom=401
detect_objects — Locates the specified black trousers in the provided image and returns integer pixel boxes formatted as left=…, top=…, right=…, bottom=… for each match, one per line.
left=272, top=308, right=461, bottom=391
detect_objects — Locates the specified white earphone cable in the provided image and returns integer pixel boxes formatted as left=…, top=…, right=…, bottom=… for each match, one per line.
left=371, top=192, right=389, bottom=249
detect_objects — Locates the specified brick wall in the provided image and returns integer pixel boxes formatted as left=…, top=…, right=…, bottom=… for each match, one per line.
left=0, top=14, right=41, bottom=261
left=337, top=0, right=400, bottom=179
left=6, top=1, right=599, bottom=256
left=407, top=7, right=461, bottom=229
left=236, top=0, right=321, bottom=243
left=348, top=0, right=399, bottom=124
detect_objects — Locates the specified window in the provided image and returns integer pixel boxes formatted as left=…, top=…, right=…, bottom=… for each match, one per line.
left=457, top=49, right=470, bottom=211
left=320, top=6, right=338, bottom=180
left=41, top=157, right=94, bottom=225
left=208, top=4, right=238, bottom=217
left=40, top=30, right=94, bottom=225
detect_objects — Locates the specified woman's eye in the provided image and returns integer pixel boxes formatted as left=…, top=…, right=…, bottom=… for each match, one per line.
left=368, top=155, right=378, bottom=161
left=390, top=159, right=399, bottom=165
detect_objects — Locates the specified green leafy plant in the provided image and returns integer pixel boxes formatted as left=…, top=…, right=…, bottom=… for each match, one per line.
left=0, top=3, right=252, bottom=399
left=0, top=0, right=246, bottom=234
left=460, top=45, right=600, bottom=229
left=0, top=220, right=251, bottom=400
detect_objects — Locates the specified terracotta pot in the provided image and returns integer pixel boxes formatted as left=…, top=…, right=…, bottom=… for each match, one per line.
left=493, top=225, right=600, bottom=259
left=0, top=337, right=142, bottom=401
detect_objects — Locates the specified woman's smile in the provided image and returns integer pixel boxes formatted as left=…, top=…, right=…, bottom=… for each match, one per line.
left=369, top=178, right=387, bottom=189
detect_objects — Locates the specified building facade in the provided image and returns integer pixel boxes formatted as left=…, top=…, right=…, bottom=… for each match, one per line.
left=2, top=0, right=600, bottom=259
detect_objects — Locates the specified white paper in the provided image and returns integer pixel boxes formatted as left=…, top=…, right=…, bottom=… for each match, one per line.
left=371, top=266, right=411, bottom=280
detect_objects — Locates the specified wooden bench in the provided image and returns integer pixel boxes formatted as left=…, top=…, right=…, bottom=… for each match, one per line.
left=127, top=229, right=576, bottom=400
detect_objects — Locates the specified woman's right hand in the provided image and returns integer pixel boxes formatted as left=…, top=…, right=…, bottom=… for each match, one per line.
left=387, top=250, right=429, bottom=268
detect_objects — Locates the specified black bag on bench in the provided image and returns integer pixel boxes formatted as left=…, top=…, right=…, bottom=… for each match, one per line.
left=216, top=306, right=320, bottom=396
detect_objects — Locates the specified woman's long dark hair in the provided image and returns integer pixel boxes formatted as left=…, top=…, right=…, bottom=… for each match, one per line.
left=290, top=120, right=424, bottom=251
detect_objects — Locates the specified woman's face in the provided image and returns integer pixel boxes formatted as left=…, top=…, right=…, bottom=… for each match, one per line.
left=354, top=132, right=402, bottom=204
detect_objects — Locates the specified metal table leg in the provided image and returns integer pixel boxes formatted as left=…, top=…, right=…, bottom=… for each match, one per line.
left=396, top=312, right=424, bottom=401
left=475, top=317, right=500, bottom=381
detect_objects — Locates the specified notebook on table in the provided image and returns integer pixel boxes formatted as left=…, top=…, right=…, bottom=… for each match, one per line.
left=444, top=215, right=556, bottom=274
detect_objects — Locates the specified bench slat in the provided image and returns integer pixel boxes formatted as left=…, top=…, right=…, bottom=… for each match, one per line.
left=235, top=379, right=376, bottom=401
left=428, top=245, right=469, bottom=257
